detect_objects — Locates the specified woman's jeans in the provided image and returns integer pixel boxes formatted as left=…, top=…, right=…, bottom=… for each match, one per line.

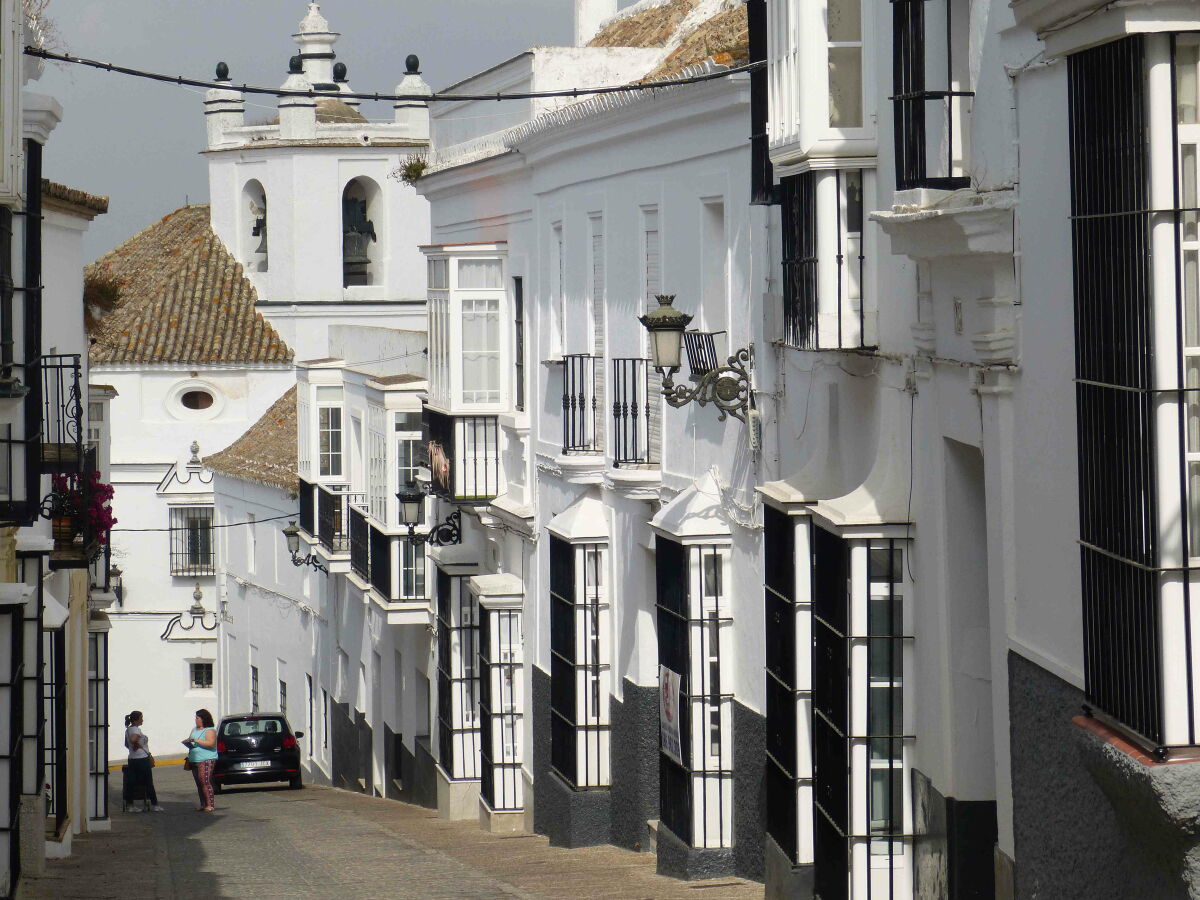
left=128, top=756, right=157, bottom=805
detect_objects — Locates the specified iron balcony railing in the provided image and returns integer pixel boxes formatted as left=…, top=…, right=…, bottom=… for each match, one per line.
left=349, top=506, right=369, bottom=580
left=40, top=354, right=83, bottom=473
left=298, top=479, right=315, bottom=536
left=423, top=408, right=501, bottom=502
left=612, top=358, right=652, bottom=467
left=562, top=354, right=600, bottom=454
left=316, top=485, right=363, bottom=554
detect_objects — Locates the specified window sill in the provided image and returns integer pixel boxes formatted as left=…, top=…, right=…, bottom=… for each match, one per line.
left=541, top=358, right=565, bottom=367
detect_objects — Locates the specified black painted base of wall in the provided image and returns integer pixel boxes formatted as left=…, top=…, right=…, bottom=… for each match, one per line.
left=610, top=680, right=660, bottom=852
left=397, top=735, right=437, bottom=809
left=656, top=819, right=736, bottom=881
left=733, top=701, right=766, bottom=882
left=1009, top=650, right=1191, bottom=900
left=763, top=833, right=813, bottom=900
left=912, top=769, right=997, bottom=900
left=531, top=665, right=612, bottom=847
left=330, top=701, right=373, bottom=795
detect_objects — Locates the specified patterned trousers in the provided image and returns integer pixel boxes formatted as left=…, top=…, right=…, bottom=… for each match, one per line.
left=192, top=760, right=215, bottom=808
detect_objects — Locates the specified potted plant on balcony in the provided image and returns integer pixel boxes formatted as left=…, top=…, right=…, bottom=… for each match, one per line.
left=46, top=471, right=116, bottom=551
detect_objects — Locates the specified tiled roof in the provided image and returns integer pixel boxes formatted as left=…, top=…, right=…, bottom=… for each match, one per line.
left=206, top=385, right=298, bottom=492
left=42, top=179, right=109, bottom=215
left=588, top=0, right=702, bottom=48
left=588, top=0, right=748, bottom=81
left=86, top=205, right=293, bottom=366
left=642, top=5, right=748, bottom=80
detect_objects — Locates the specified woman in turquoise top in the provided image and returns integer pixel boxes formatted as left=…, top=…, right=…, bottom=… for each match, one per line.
left=183, top=709, right=219, bottom=812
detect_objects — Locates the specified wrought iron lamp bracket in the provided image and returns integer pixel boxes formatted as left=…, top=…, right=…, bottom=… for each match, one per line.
left=407, top=508, right=462, bottom=547
left=290, top=551, right=329, bottom=575
left=659, top=346, right=754, bottom=423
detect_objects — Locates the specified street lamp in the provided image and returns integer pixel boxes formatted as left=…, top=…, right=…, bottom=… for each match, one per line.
left=397, top=481, right=461, bottom=546
left=637, top=294, right=754, bottom=423
left=282, top=521, right=328, bottom=574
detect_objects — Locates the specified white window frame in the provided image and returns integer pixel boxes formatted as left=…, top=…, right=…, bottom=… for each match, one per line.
left=367, top=404, right=388, bottom=523
left=315, top=386, right=344, bottom=480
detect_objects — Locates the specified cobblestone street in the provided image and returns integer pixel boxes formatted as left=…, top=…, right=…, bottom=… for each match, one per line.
left=23, top=767, right=762, bottom=899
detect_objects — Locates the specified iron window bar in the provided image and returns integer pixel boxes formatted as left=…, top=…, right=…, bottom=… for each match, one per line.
left=435, top=568, right=481, bottom=781
left=349, top=506, right=369, bottom=580
left=479, top=606, right=522, bottom=811
left=890, top=0, right=974, bottom=191
left=168, top=505, right=215, bottom=577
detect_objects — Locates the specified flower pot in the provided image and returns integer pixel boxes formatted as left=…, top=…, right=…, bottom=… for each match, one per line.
left=52, top=516, right=79, bottom=549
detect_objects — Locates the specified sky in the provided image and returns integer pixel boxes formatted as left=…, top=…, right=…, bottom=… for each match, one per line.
left=36, top=1, right=635, bottom=260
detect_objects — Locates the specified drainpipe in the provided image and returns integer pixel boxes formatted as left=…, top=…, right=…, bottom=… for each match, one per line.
left=23, top=139, right=42, bottom=522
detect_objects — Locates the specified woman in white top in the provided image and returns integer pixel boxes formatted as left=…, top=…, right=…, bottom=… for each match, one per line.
left=124, top=711, right=163, bottom=812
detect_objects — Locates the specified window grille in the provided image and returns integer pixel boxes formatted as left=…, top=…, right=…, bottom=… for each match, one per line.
left=169, top=506, right=215, bottom=576
left=612, top=358, right=652, bottom=466
left=655, top=538, right=733, bottom=850
left=436, top=568, right=481, bottom=780
left=513, top=277, right=525, bottom=411
left=280, top=680, right=287, bottom=716
left=251, top=665, right=260, bottom=712
left=43, top=628, right=66, bottom=831
left=891, top=0, right=973, bottom=190
left=781, top=169, right=868, bottom=350
left=322, top=688, right=330, bottom=749
left=190, top=662, right=213, bottom=690
left=480, top=606, right=523, bottom=811
left=307, top=675, right=315, bottom=758
left=747, top=0, right=775, bottom=205
left=87, top=630, right=108, bottom=822
left=369, top=523, right=391, bottom=598
left=549, top=537, right=610, bottom=789
left=764, top=505, right=802, bottom=864
left=350, top=506, right=370, bottom=580
left=298, top=478, right=315, bottom=535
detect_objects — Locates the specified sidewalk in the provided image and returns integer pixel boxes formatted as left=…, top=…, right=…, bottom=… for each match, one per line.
left=22, top=767, right=763, bottom=899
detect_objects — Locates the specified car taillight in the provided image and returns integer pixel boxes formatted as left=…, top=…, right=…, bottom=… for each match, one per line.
left=217, top=740, right=227, bottom=753
left=282, top=735, right=296, bottom=749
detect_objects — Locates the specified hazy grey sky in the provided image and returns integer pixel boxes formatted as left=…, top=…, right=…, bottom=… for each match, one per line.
left=37, top=1, right=629, bottom=259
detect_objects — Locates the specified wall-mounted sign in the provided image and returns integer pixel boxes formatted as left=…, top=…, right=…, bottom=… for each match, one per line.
left=659, top=664, right=682, bottom=765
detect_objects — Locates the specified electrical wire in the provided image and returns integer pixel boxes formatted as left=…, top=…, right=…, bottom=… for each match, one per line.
left=111, top=513, right=294, bottom=533
left=25, top=46, right=763, bottom=104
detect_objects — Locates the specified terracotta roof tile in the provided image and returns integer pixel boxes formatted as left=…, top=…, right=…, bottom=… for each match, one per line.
left=641, top=5, right=748, bottom=80
left=42, top=179, right=109, bottom=215
left=206, top=385, right=298, bottom=492
left=86, top=205, right=293, bottom=366
left=588, top=0, right=702, bottom=48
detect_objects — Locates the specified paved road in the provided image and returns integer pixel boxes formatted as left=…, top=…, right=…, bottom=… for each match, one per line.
left=24, top=766, right=762, bottom=899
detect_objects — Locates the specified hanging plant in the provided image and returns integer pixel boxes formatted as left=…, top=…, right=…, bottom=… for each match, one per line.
left=397, top=154, right=428, bottom=186
left=46, top=471, right=116, bottom=546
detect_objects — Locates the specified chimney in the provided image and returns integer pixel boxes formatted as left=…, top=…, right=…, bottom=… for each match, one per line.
left=575, top=0, right=618, bottom=47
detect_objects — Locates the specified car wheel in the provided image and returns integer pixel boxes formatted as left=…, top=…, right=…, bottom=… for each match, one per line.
left=289, top=775, right=303, bottom=790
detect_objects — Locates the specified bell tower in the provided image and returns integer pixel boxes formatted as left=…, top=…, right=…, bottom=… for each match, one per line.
left=203, top=3, right=433, bottom=359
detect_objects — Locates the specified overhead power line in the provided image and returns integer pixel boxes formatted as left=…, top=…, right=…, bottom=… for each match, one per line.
left=24, top=46, right=762, bottom=103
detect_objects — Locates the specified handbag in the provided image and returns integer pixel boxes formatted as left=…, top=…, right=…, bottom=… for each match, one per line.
left=183, top=758, right=193, bottom=772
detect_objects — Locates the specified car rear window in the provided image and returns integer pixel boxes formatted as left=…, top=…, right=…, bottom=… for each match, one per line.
left=221, top=718, right=288, bottom=737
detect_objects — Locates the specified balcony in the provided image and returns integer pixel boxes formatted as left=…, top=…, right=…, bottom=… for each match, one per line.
left=424, top=408, right=502, bottom=503
left=562, top=354, right=600, bottom=454
left=612, top=358, right=653, bottom=467
left=40, top=354, right=83, bottom=473
left=50, top=448, right=103, bottom=571
left=298, top=478, right=315, bottom=536
left=316, top=485, right=363, bottom=554
left=349, top=505, right=369, bottom=580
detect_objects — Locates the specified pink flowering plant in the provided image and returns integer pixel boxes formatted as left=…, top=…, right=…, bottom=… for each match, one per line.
left=49, top=471, right=116, bottom=544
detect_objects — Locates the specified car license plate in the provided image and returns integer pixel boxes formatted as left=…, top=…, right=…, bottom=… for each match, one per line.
left=238, top=760, right=270, bottom=770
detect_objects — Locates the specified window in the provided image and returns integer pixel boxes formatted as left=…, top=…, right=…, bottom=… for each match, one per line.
left=316, top=386, right=343, bottom=478
left=190, top=662, right=213, bottom=690
left=395, top=411, right=422, bottom=521
left=86, top=401, right=103, bottom=456
left=513, top=277, right=525, bottom=411
left=892, top=0, right=972, bottom=190
left=462, top=297, right=501, bottom=405
left=700, top=201, right=727, bottom=335
left=169, top=506, right=214, bottom=576
left=428, top=257, right=449, bottom=289
left=549, top=537, right=611, bottom=789
left=552, top=224, right=565, bottom=357
left=279, top=679, right=288, bottom=715
left=246, top=512, right=256, bottom=575
left=459, top=258, right=502, bottom=289
left=322, top=688, right=330, bottom=749
left=828, top=0, right=863, bottom=128
left=367, top=405, right=388, bottom=523
left=306, top=674, right=314, bottom=758
left=400, top=538, right=426, bottom=599
left=480, top=604, right=524, bottom=812
left=590, top=216, right=605, bottom=356
left=250, top=665, right=260, bottom=712
left=181, top=390, right=214, bottom=411
left=643, top=207, right=661, bottom=310
left=780, top=168, right=869, bottom=350
left=655, top=538, right=732, bottom=850
left=427, top=262, right=451, bottom=408
left=435, top=567, right=482, bottom=780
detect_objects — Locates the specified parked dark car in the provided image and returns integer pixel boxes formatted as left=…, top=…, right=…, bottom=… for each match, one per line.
left=212, top=713, right=304, bottom=792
